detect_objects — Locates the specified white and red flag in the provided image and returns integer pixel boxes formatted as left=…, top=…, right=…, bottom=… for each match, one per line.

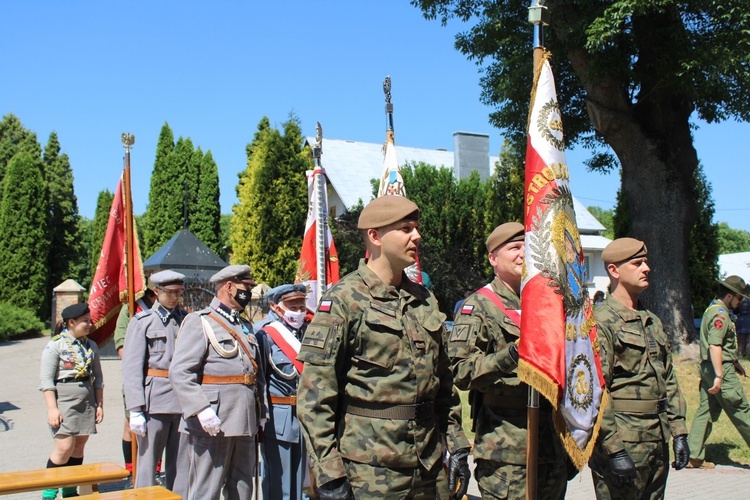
left=296, top=165, right=340, bottom=311
left=88, top=175, right=145, bottom=346
left=517, top=53, right=607, bottom=468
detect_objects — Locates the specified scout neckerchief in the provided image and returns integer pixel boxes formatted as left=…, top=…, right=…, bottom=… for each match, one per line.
left=263, top=321, right=304, bottom=373
left=61, top=330, right=94, bottom=378
left=475, top=284, right=521, bottom=327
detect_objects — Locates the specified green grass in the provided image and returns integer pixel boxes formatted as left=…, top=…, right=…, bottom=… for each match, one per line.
left=457, top=355, right=750, bottom=465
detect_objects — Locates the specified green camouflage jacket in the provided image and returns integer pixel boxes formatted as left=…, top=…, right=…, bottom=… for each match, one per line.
left=595, top=295, right=688, bottom=455
left=700, top=299, right=738, bottom=362
left=448, top=276, right=560, bottom=465
left=296, top=260, right=468, bottom=486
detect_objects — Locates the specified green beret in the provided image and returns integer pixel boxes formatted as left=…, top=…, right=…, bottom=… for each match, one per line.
left=210, top=264, right=256, bottom=285
left=62, top=303, right=90, bottom=321
left=357, top=196, right=419, bottom=229
left=486, top=222, right=524, bottom=253
left=718, top=275, right=749, bottom=298
left=602, top=238, right=647, bottom=264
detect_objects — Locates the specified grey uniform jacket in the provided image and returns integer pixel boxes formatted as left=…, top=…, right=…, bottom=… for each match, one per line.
left=122, top=302, right=186, bottom=414
left=169, top=297, right=268, bottom=437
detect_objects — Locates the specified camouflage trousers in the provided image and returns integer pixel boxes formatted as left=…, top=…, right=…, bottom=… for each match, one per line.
left=474, top=458, right=567, bottom=500
left=343, top=459, right=449, bottom=499
left=589, top=440, right=668, bottom=500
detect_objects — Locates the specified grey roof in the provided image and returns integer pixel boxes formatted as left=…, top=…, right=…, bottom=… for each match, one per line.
left=143, top=229, right=228, bottom=280
left=718, top=252, right=750, bottom=282
left=305, top=136, right=606, bottom=233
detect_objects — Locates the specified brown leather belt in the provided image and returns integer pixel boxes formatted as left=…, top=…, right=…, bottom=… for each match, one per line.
left=147, top=368, right=169, bottom=378
left=344, top=400, right=434, bottom=420
left=270, top=395, right=297, bottom=406
left=612, top=398, right=667, bottom=414
left=483, top=393, right=528, bottom=409
left=202, top=373, right=257, bottom=386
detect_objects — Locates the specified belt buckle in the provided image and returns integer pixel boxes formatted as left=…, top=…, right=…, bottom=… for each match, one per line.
left=414, top=402, right=432, bottom=421
left=657, top=398, right=667, bottom=413
left=243, top=373, right=253, bottom=385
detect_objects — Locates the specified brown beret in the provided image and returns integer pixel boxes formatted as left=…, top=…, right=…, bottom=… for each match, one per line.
left=486, top=222, right=524, bottom=253
left=718, top=275, right=749, bottom=298
left=357, top=196, right=419, bottom=229
left=602, top=238, right=647, bottom=264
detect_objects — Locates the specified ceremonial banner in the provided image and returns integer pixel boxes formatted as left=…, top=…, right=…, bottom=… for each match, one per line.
left=297, top=166, right=340, bottom=311
left=88, top=175, right=145, bottom=346
left=517, top=53, right=607, bottom=468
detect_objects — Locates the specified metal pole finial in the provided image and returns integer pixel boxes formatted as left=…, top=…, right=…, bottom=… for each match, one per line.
left=314, top=122, right=323, bottom=163
left=121, top=133, right=135, bottom=151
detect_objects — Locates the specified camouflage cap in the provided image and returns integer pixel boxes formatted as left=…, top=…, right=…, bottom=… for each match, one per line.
left=61, top=302, right=90, bottom=321
left=210, top=264, right=256, bottom=286
left=718, top=275, right=749, bottom=298
left=486, top=222, right=524, bottom=253
left=266, top=283, right=307, bottom=304
left=601, top=237, right=647, bottom=264
left=149, top=269, right=185, bottom=289
left=357, top=196, right=419, bottom=229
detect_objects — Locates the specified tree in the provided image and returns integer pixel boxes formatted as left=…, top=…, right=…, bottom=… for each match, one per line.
left=687, top=164, right=719, bottom=323
left=191, top=150, right=222, bottom=255
left=330, top=200, right=365, bottom=276
left=0, top=152, right=50, bottom=318
left=43, top=132, right=83, bottom=294
left=90, top=189, right=114, bottom=282
left=230, top=116, right=310, bottom=285
left=717, top=223, right=750, bottom=254
left=0, top=114, right=41, bottom=206
left=414, top=0, right=750, bottom=341
left=587, top=206, right=615, bottom=240
left=484, top=141, right=524, bottom=233
left=143, top=123, right=176, bottom=256
left=220, top=213, right=232, bottom=262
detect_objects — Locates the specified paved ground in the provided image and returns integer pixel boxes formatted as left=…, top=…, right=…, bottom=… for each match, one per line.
left=1, top=335, right=748, bottom=499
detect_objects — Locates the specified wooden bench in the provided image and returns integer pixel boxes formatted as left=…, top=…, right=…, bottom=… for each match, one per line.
left=0, top=462, right=130, bottom=495
left=78, top=485, right=180, bottom=499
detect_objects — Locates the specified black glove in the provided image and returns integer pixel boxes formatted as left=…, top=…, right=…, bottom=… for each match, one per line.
left=608, top=449, right=637, bottom=485
left=508, top=343, right=519, bottom=364
left=318, top=477, right=354, bottom=500
left=672, top=434, right=690, bottom=470
left=448, top=448, right=471, bottom=500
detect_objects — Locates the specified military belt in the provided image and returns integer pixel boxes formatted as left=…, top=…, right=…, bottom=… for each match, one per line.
left=612, top=398, right=668, bottom=414
left=58, top=376, right=90, bottom=384
left=202, top=373, right=257, bottom=386
left=270, top=395, right=297, bottom=406
left=147, top=368, right=169, bottom=378
left=482, top=393, right=528, bottom=410
left=345, top=400, right=434, bottom=420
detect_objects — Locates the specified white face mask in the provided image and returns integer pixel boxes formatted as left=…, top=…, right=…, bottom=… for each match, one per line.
left=282, top=309, right=306, bottom=329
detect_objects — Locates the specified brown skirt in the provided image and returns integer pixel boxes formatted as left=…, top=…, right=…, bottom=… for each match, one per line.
left=52, top=380, right=97, bottom=436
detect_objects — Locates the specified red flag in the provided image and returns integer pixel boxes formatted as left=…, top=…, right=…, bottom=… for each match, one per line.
left=88, top=175, right=145, bottom=346
left=296, top=166, right=340, bottom=310
left=517, top=53, right=607, bottom=468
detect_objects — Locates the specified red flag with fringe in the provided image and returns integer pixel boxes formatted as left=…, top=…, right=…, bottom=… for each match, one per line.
left=517, top=52, right=607, bottom=469
left=88, top=175, right=145, bottom=346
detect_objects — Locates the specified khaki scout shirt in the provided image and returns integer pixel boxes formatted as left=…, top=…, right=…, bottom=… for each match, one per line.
left=449, top=276, right=560, bottom=465
left=700, top=299, right=739, bottom=363
left=296, top=260, right=468, bottom=486
left=595, top=295, right=687, bottom=455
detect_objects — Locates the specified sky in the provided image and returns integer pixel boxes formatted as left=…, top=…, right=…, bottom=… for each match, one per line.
left=2, top=1, right=749, bottom=231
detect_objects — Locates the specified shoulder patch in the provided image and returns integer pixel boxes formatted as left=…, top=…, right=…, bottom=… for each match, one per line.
left=135, top=310, right=151, bottom=319
left=51, top=334, right=61, bottom=341
left=714, top=319, right=724, bottom=330
left=461, top=304, right=474, bottom=315
left=318, top=300, right=332, bottom=313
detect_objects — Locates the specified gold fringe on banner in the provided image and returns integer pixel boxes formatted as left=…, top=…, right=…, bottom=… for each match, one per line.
left=526, top=50, right=552, bottom=134
left=518, top=359, right=559, bottom=408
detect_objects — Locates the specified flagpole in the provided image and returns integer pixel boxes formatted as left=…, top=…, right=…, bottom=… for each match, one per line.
left=526, top=2, right=549, bottom=499
left=383, top=76, right=394, bottom=145
left=121, top=133, right=136, bottom=316
left=313, top=122, right=326, bottom=305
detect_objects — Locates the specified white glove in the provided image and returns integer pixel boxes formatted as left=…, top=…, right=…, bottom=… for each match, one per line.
left=197, top=407, right=222, bottom=436
left=129, top=410, right=147, bottom=437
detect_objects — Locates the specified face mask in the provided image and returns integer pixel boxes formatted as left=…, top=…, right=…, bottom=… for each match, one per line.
left=233, top=286, right=251, bottom=309
left=283, top=309, right=306, bottom=329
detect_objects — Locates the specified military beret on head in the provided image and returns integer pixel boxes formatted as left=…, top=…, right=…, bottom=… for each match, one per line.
left=149, top=269, right=185, bottom=289
left=357, top=196, right=419, bottom=229
left=210, top=264, right=256, bottom=285
left=718, top=275, right=749, bottom=298
left=266, top=283, right=307, bottom=304
left=486, top=222, right=524, bottom=253
left=61, top=302, right=90, bottom=321
left=601, top=237, right=647, bottom=264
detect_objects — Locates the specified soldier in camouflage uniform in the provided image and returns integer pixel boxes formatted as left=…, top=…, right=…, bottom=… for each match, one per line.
left=449, top=222, right=569, bottom=500
left=590, top=238, right=689, bottom=499
left=297, top=196, right=471, bottom=500
left=687, top=275, right=750, bottom=468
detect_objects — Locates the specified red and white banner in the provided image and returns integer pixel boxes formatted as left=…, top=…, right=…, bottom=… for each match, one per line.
left=518, top=54, right=607, bottom=468
left=297, top=166, right=340, bottom=311
left=88, top=174, right=145, bottom=346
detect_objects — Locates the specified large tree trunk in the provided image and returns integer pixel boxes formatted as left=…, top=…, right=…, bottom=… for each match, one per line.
left=554, top=6, right=699, bottom=346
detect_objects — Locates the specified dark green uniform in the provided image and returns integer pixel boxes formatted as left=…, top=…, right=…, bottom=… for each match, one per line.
left=591, top=295, right=687, bottom=499
left=688, top=300, right=750, bottom=460
left=448, top=277, right=567, bottom=499
left=297, top=260, right=469, bottom=498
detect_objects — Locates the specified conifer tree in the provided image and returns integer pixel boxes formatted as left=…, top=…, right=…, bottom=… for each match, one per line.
left=230, top=116, right=310, bottom=285
left=0, top=152, right=50, bottom=317
left=144, top=123, right=175, bottom=256
left=192, top=150, right=221, bottom=255
left=0, top=114, right=41, bottom=206
left=90, top=189, right=114, bottom=282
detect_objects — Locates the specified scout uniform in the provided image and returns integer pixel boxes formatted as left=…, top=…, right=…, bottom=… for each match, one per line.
left=123, top=270, right=187, bottom=490
left=687, top=276, right=750, bottom=466
left=297, top=196, right=470, bottom=499
left=590, top=238, right=688, bottom=499
left=255, top=283, right=310, bottom=500
left=449, top=223, right=568, bottom=500
left=169, top=265, right=267, bottom=500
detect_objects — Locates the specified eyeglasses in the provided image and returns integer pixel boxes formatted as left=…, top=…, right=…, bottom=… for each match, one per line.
left=157, top=288, right=184, bottom=297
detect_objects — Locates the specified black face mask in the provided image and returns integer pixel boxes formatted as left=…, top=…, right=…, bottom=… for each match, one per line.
left=233, top=286, right=251, bottom=309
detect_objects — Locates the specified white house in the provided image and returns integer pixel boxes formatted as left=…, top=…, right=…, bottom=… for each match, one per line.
left=304, top=131, right=612, bottom=295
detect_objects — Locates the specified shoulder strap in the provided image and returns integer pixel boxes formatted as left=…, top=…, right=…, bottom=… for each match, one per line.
left=475, top=285, right=521, bottom=328
left=207, top=312, right=259, bottom=374
left=263, top=321, right=303, bottom=373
